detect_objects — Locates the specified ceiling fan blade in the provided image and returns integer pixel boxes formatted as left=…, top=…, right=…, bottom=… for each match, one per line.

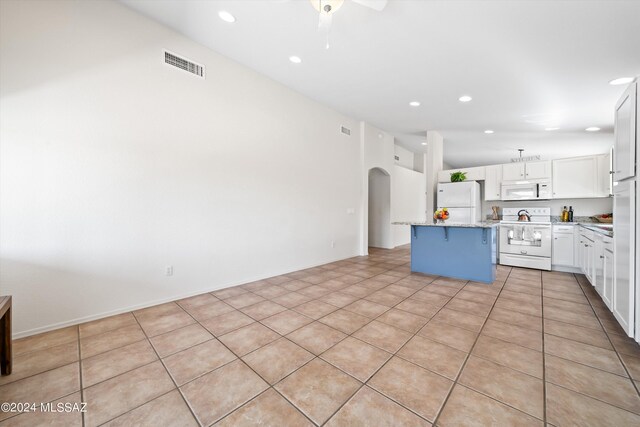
left=350, top=0, right=387, bottom=11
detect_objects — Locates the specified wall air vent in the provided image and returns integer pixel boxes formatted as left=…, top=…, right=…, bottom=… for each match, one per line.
left=340, top=126, right=351, bottom=136
left=164, top=50, right=205, bottom=78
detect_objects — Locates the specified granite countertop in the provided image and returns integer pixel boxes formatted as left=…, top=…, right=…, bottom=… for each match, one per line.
left=548, top=220, right=613, bottom=238
left=550, top=216, right=600, bottom=224
left=578, top=223, right=614, bottom=238
left=393, top=221, right=499, bottom=228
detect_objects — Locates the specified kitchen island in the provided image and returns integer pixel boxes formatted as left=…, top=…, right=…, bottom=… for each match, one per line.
left=396, top=222, right=498, bottom=284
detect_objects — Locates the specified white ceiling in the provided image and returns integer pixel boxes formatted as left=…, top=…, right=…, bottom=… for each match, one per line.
left=120, top=0, right=639, bottom=168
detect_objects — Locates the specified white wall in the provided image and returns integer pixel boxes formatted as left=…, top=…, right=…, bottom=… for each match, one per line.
left=483, top=198, right=614, bottom=219
left=0, top=0, right=363, bottom=336
left=360, top=122, right=395, bottom=253
left=413, top=152, right=425, bottom=173
left=368, top=169, right=392, bottom=248
left=425, top=131, right=444, bottom=218
left=392, top=165, right=426, bottom=246
left=394, top=145, right=414, bottom=170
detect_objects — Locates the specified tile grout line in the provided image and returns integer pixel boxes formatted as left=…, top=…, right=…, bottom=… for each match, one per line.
left=215, top=254, right=425, bottom=426
left=542, top=274, right=640, bottom=418
left=4, top=254, right=407, bottom=426
left=258, top=257, right=425, bottom=426
left=303, top=272, right=506, bottom=425
left=496, top=279, right=638, bottom=379
left=315, top=276, right=446, bottom=425
left=90, top=310, right=204, bottom=427
left=0, top=328, right=84, bottom=425
left=430, top=268, right=517, bottom=426
left=183, top=291, right=321, bottom=427
left=540, top=270, right=548, bottom=426
left=154, top=302, right=308, bottom=427
left=20, top=251, right=640, bottom=425
left=572, top=275, right=640, bottom=398
left=128, top=269, right=387, bottom=426
left=77, top=326, right=86, bottom=427
left=77, top=259, right=459, bottom=425
left=438, top=272, right=555, bottom=423
left=94, top=389, right=180, bottom=427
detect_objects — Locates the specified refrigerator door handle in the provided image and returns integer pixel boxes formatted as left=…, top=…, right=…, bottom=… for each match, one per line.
left=536, top=183, right=539, bottom=198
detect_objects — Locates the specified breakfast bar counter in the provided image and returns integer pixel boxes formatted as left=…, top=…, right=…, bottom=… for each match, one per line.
left=395, top=222, right=498, bottom=283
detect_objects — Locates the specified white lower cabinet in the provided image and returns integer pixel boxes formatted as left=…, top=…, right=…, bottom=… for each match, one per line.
left=578, top=227, right=614, bottom=312
left=585, top=239, right=595, bottom=284
left=552, top=225, right=575, bottom=268
left=594, top=235, right=605, bottom=297
left=602, top=238, right=614, bottom=309
left=578, top=227, right=596, bottom=284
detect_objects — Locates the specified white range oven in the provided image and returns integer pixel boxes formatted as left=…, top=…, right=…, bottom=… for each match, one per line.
left=499, top=207, right=552, bottom=271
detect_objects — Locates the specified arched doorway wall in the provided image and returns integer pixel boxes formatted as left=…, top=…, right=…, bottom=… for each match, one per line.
left=368, top=167, right=392, bottom=249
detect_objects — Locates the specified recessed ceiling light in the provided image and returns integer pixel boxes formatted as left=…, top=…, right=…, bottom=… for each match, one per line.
left=218, top=11, right=236, bottom=23
left=458, top=95, right=472, bottom=103
left=289, top=56, right=302, bottom=64
left=609, top=77, right=634, bottom=86
left=545, top=127, right=560, bottom=131
left=421, top=142, right=427, bottom=145
left=484, top=130, right=494, bottom=134
left=585, top=127, right=600, bottom=132
left=409, top=101, right=421, bottom=107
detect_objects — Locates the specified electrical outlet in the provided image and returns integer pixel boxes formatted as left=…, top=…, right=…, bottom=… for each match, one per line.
left=331, top=240, right=335, bottom=248
left=166, top=266, right=173, bottom=276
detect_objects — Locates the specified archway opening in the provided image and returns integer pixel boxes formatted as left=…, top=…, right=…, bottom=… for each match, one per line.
left=368, top=167, right=392, bottom=249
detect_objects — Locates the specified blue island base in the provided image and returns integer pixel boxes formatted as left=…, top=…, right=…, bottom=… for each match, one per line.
left=410, top=225, right=497, bottom=284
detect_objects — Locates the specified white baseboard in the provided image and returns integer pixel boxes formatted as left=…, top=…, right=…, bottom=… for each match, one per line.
left=13, top=252, right=360, bottom=339
left=551, top=265, right=582, bottom=274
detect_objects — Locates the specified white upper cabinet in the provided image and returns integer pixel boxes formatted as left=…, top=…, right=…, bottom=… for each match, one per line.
left=596, top=152, right=613, bottom=197
left=484, top=164, right=502, bottom=201
left=444, top=153, right=611, bottom=200
left=502, top=163, right=525, bottom=181
left=525, top=161, right=552, bottom=179
left=552, top=156, right=598, bottom=199
left=437, top=166, right=486, bottom=183
left=552, top=154, right=611, bottom=199
left=613, top=81, right=637, bottom=181
left=502, top=161, right=551, bottom=181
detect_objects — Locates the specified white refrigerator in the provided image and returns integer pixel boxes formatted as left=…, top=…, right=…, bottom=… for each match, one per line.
left=437, top=181, right=482, bottom=224
left=612, top=80, right=637, bottom=341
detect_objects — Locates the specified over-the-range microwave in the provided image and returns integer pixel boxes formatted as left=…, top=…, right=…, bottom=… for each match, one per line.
left=501, top=179, right=552, bottom=200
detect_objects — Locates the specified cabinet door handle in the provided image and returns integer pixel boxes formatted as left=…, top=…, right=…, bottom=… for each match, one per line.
left=600, top=255, right=604, bottom=259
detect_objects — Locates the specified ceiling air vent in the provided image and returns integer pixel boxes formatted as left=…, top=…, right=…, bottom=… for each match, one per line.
left=164, top=50, right=205, bottom=78
left=340, top=126, right=351, bottom=136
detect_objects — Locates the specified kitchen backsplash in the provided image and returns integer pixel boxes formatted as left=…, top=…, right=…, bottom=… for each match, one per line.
left=482, top=198, right=613, bottom=219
